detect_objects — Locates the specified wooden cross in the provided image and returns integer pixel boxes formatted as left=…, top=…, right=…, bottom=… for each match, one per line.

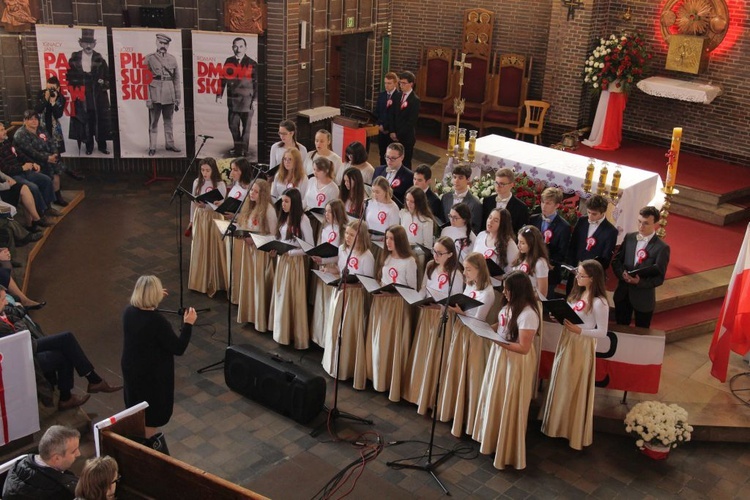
left=454, top=53, right=472, bottom=86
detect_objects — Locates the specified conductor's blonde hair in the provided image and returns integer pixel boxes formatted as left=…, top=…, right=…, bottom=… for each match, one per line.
left=130, top=275, right=163, bottom=309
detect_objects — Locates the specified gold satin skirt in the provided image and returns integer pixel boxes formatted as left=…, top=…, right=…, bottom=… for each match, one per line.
left=472, top=343, right=538, bottom=470
left=310, top=279, right=333, bottom=347
left=365, top=294, right=412, bottom=402
left=438, top=322, right=492, bottom=438
left=401, top=306, right=453, bottom=415
left=236, top=244, right=274, bottom=333
left=226, top=236, right=244, bottom=304
left=541, top=328, right=596, bottom=450
left=270, top=254, right=310, bottom=349
left=187, top=208, right=227, bottom=297
left=322, top=285, right=368, bottom=384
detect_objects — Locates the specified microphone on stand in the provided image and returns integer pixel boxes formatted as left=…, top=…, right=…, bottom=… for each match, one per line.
left=197, top=134, right=214, bottom=139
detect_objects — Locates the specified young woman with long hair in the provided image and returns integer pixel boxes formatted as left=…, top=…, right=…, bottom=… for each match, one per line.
left=304, top=129, right=342, bottom=178
left=337, top=140, right=374, bottom=184
left=471, top=208, right=518, bottom=274
left=473, top=270, right=540, bottom=470
left=236, top=178, right=277, bottom=332
left=322, top=220, right=375, bottom=385
left=365, top=225, right=417, bottom=402
left=402, top=236, right=464, bottom=414
left=542, top=259, right=609, bottom=450
left=186, top=157, right=226, bottom=236
left=74, top=455, right=119, bottom=500
left=440, top=252, right=497, bottom=437
left=441, top=202, right=475, bottom=263
left=269, top=119, right=307, bottom=169
left=269, top=188, right=314, bottom=349
left=310, top=199, right=348, bottom=347
left=339, top=166, right=367, bottom=217
left=512, top=225, right=550, bottom=299
left=304, top=156, right=339, bottom=212
left=271, top=148, right=308, bottom=201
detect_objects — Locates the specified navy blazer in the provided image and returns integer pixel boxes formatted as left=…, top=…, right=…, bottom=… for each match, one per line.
left=482, top=195, right=529, bottom=234
left=373, top=164, right=414, bottom=206
left=389, top=90, right=420, bottom=145
left=566, top=216, right=618, bottom=269
left=530, top=213, right=571, bottom=266
left=611, top=232, right=670, bottom=312
left=375, top=90, right=396, bottom=131
left=442, top=192, right=483, bottom=234
left=425, top=188, right=444, bottom=224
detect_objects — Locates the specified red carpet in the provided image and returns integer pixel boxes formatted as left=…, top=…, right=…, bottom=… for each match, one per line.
left=650, top=297, right=725, bottom=332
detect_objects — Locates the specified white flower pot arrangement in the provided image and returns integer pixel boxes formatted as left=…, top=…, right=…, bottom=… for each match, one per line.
left=624, top=401, right=693, bottom=460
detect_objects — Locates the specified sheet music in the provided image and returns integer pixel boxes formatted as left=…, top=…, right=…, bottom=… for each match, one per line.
left=458, top=315, right=508, bottom=344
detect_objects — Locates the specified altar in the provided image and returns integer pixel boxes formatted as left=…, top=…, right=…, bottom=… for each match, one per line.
left=474, top=135, right=664, bottom=243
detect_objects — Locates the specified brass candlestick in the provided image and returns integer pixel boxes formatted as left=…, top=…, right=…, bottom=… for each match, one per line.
left=447, top=125, right=457, bottom=158
left=468, top=129, right=478, bottom=163
left=656, top=187, right=679, bottom=239
left=583, top=159, right=595, bottom=193
left=596, top=163, right=609, bottom=195
left=609, top=168, right=622, bottom=200
left=458, top=128, right=466, bottom=161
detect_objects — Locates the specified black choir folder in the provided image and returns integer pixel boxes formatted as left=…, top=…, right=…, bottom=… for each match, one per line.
left=213, top=220, right=253, bottom=239
left=626, top=264, right=661, bottom=278
left=396, top=286, right=483, bottom=311
left=458, top=315, right=509, bottom=344
left=356, top=275, right=411, bottom=294
left=542, top=299, right=584, bottom=325
left=312, top=270, right=358, bottom=286
left=296, top=237, right=339, bottom=259
left=179, top=186, right=224, bottom=205
left=249, top=233, right=297, bottom=255
left=215, top=196, right=242, bottom=214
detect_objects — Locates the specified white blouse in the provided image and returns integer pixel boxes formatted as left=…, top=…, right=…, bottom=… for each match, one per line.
left=380, top=255, right=418, bottom=288
left=318, top=223, right=343, bottom=265
left=462, top=283, right=496, bottom=321
left=497, top=305, right=539, bottom=343
left=271, top=176, right=308, bottom=202
left=190, top=178, right=227, bottom=222
left=269, top=142, right=308, bottom=169
left=303, top=180, right=340, bottom=211
left=421, top=267, right=464, bottom=297
left=278, top=214, right=314, bottom=256
left=365, top=200, right=400, bottom=239
left=513, top=259, right=549, bottom=297
left=240, top=208, right=277, bottom=235
left=224, top=183, right=249, bottom=213
left=304, top=151, right=343, bottom=178
left=440, top=225, right=476, bottom=263
left=471, top=231, right=519, bottom=274
left=399, top=210, right=435, bottom=247
left=336, top=162, right=374, bottom=185
left=569, top=295, right=609, bottom=339
left=338, top=249, right=375, bottom=277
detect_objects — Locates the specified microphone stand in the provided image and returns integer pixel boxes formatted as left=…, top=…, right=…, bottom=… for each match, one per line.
left=197, top=165, right=265, bottom=374
left=170, top=135, right=211, bottom=314
left=311, top=199, right=374, bottom=437
left=386, top=238, right=466, bottom=495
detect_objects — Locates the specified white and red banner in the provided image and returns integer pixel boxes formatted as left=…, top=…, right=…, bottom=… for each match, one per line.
left=709, top=222, right=750, bottom=382
left=0, top=331, right=40, bottom=446
left=191, top=31, right=259, bottom=161
left=332, top=122, right=366, bottom=160
left=35, top=25, right=114, bottom=158
left=539, top=321, right=665, bottom=394
left=112, top=28, right=185, bottom=158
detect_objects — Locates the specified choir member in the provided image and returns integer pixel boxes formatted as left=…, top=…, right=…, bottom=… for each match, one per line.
left=186, top=156, right=226, bottom=236
left=304, top=129, right=342, bottom=178
left=269, top=119, right=307, bottom=169
left=339, top=167, right=367, bottom=217
left=529, top=187, right=570, bottom=298
left=303, top=156, right=339, bottom=211
left=441, top=202, right=475, bottom=263
left=365, top=176, right=400, bottom=243
left=512, top=225, right=550, bottom=300
left=471, top=208, right=519, bottom=275
left=271, top=148, right=308, bottom=202
left=337, top=141, right=374, bottom=185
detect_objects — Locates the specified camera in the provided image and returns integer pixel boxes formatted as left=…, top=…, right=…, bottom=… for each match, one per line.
left=47, top=89, right=57, bottom=98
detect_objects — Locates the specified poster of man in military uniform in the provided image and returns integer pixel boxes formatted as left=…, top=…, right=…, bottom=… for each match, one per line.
left=112, top=28, right=185, bottom=158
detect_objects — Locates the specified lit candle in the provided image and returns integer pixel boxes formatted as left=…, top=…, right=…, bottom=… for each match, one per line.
left=468, top=130, right=477, bottom=162
left=448, top=125, right=457, bottom=156
left=584, top=160, right=595, bottom=191
left=458, top=128, right=466, bottom=159
left=666, top=127, right=682, bottom=191
left=610, top=169, right=621, bottom=197
left=597, top=164, right=608, bottom=194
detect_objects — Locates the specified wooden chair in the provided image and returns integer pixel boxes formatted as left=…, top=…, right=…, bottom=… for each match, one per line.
left=514, top=100, right=550, bottom=144
left=416, top=46, right=455, bottom=135
left=481, top=54, right=531, bottom=135
left=442, top=50, right=491, bottom=135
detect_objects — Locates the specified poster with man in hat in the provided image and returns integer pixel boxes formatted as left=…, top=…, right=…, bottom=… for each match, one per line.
left=145, top=32, right=182, bottom=156
left=67, top=27, right=113, bottom=156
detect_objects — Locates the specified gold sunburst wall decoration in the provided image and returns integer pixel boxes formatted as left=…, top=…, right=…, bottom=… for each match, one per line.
left=676, top=0, right=711, bottom=35
left=659, top=0, right=729, bottom=52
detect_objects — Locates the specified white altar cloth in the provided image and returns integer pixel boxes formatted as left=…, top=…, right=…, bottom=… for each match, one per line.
left=475, top=135, right=664, bottom=243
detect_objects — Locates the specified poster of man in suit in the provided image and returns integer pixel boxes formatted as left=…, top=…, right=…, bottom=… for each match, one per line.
left=112, top=28, right=186, bottom=158
left=192, top=31, right=259, bottom=161
left=34, top=25, right=113, bottom=158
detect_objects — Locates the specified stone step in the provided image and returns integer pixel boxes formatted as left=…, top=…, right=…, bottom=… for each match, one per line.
left=654, top=266, right=731, bottom=312
left=670, top=198, right=750, bottom=226
left=674, top=184, right=750, bottom=206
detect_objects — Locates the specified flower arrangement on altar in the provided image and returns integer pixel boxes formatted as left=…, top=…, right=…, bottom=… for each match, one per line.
left=583, top=31, right=652, bottom=93
left=624, top=401, right=693, bottom=455
left=217, top=157, right=236, bottom=185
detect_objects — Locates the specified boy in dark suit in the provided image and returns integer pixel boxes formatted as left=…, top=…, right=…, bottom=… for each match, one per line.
left=565, top=194, right=618, bottom=295
left=530, top=187, right=570, bottom=298
left=440, top=163, right=482, bottom=234
left=375, top=72, right=398, bottom=166
left=372, top=142, right=413, bottom=206
left=612, top=206, right=671, bottom=328
left=414, top=164, right=444, bottom=224
left=388, top=71, right=420, bottom=168
left=482, top=167, right=529, bottom=233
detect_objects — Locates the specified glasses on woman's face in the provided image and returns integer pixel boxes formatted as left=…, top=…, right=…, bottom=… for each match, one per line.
left=112, top=475, right=122, bottom=484
left=448, top=214, right=462, bottom=221
left=432, top=249, right=449, bottom=257
left=577, top=273, right=591, bottom=280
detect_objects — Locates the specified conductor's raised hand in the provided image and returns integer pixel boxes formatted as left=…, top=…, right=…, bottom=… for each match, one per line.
left=183, top=307, right=197, bottom=325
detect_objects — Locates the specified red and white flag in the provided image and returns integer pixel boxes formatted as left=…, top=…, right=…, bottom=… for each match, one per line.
left=0, top=331, right=40, bottom=445
left=332, top=122, right=367, bottom=160
left=709, top=223, right=750, bottom=382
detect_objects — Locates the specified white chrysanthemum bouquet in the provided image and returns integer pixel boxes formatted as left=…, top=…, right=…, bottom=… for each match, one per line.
left=624, top=401, right=693, bottom=449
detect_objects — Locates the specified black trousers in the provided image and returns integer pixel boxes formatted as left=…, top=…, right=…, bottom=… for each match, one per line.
left=614, top=295, right=654, bottom=328
left=35, top=331, right=94, bottom=392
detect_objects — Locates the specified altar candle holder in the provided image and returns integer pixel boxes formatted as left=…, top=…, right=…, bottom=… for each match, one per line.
left=609, top=168, right=622, bottom=200
left=458, top=128, right=467, bottom=161
left=447, top=125, right=457, bottom=158
left=468, top=129, right=478, bottom=163
left=583, top=159, right=595, bottom=193
left=596, top=163, right=609, bottom=195
left=665, top=127, right=682, bottom=193
left=656, top=187, right=679, bottom=239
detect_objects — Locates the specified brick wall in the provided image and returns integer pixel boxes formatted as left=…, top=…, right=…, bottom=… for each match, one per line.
left=390, top=0, right=750, bottom=166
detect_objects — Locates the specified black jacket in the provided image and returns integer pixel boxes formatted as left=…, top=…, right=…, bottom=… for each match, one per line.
left=2, top=454, right=77, bottom=500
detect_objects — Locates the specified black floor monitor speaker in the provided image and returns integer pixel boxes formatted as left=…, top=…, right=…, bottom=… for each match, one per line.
left=224, top=344, right=326, bottom=424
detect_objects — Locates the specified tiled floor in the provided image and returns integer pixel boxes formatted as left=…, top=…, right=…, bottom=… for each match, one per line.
left=20, top=170, right=750, bottom=498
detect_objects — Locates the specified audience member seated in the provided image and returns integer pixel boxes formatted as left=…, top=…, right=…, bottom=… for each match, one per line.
left=0, top=284, right=122, bottom=410
left=0, top=121, right=59, bottom=218
left=12, top=110, right=68, bottom=208
left=74, top=455, right=119, bottom=500
left=2, top=425, right=81, bottom=499
left=0, top=170, right=54, bottom=230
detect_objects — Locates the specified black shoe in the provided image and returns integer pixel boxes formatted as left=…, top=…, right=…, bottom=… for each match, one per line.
left=98, top=147, right=110, bottom=155
left=16, top=232, right=43, bottom=247
left=34, top=217, right=55, bottom=228
left=85, top=149, right=93, bottom=155
left=166, top=146, right=181, bottom=153
left=25, top=301, right=47, bottom=311
left=46, top=208, right=63, bottom=217
left=55, top=199, right=69, bottom=207
left=24, top=224, right=42, bottom=233
left=148, top=149, right=156, bottom=156
left=66, top=169, right=86, bottom=181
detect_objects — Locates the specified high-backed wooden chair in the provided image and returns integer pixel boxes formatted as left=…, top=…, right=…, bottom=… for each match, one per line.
left=416, top=47, right=454, bottom=133
left=481, top=54, right=531, bottom=135
left=442, top=50, right=491, bottom=135
left=514, top=100, right=550, bottom=144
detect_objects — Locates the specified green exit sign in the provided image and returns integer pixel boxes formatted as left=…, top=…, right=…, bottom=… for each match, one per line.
left=346, top=17, right=355, bottom=28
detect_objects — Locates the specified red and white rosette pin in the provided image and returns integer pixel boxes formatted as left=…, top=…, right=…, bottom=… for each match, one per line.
left=470, top=290, right=477, bottom=299
left=251, top=218, right=258, bottom=227
left=206, top=186, right=214, bottom=192
left=327, top=231, right=337, bottom=243
left=408, top=223, right=418, bottom=236
left=388, top=267, right=399, bottom=283
left=286, top=182, right=294, bottom=189
left=348, top=256, right=359, bottom=270
left=573, top=299, right=586, bottom=312
left=484, top=249, right=495, bottom=259
left=316, top=193, right=326, bottom=207
left=386, top=98, right=392, bottom=108
left=377, top=211, right=387, bottom=225
left=39, top=133, right=47, bottom=141
left=233, top=191, right=242, bottom=199
left=586, top=237, right=596, bottom=251
left=401, top=101, right=408, bottom=110
left=438, top=273, right=448, bottom=289
left=519, top=262, right=530, bottom=274
left=543, top=229, right=553, bottom=244
left=636, top=248, right=648, bottom=264
left=499, top=313, right=507, bottom=327
left=392, top=178, right=401, bottom=188
left=11, top=146, right=16, bottom=155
